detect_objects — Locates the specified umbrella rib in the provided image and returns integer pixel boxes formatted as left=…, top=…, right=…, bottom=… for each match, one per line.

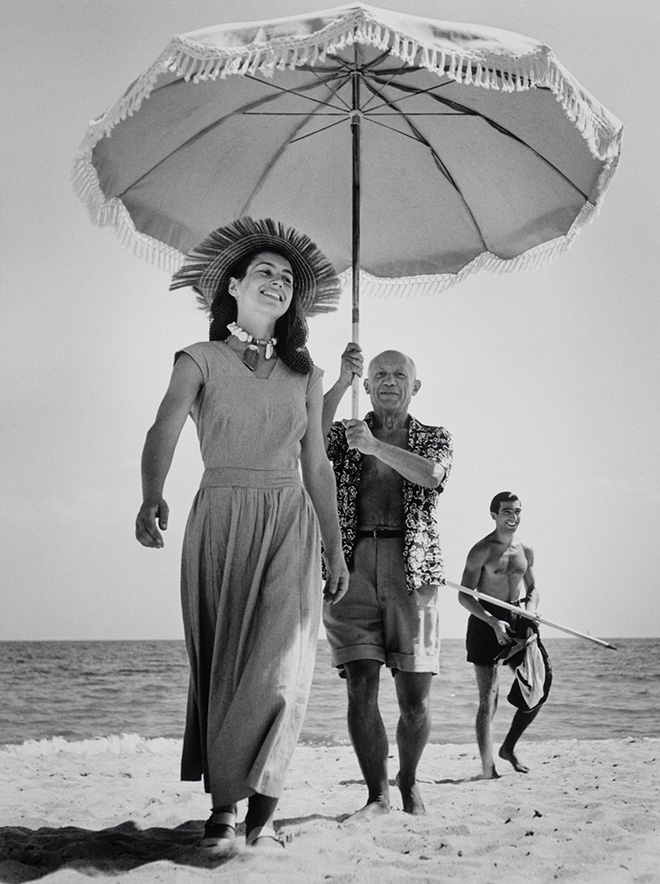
left=366, top=112, right=469, bottom=116
left=324, top=49, right=455, bottom=116
left=245, top=111, right=459, bottom=116
left=364, top=116, right=444, bottom=140
left=372, top=76, right=590, bottom=200
left=288, top=117, right=349, bottom=143
left=243, top=112, right=345, bottom=116
left=359, top=77, right=460, bottom=114
left=244, top=111, right=468, bottom=118
left=293, top=65, right=354, bottom=112
left=114, top=76, right=350, bottom=198
left=359, top=61, right=438, bottom=114
left=243, top=71, right=352, bottom=113
left=361, top=79, right=489, bottom=250
left=315, top=48, right=394, bottom=78
left=237, top=79, right=349, bottom=216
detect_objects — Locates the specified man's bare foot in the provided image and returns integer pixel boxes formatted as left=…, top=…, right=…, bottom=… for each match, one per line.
left=395, top=773, right=426, bottom=815
left=499, top=744, right=530, bottom=773
left=346, top=799, right=390, bottom=822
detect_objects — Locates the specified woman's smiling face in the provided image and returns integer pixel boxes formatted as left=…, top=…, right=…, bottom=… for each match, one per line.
left=229, top=251, right=294, bottom=321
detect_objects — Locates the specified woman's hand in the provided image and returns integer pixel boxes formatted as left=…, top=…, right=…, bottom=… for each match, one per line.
left=323, top=549, right=350, bottom=605
left=135, top=498, right=169, bottom=548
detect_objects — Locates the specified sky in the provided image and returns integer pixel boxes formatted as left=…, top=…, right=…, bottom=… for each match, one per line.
left=1, top=0, right=658, bottom=642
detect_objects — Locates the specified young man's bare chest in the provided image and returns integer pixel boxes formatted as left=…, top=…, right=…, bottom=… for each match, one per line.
left=487, top=543, right=528, bottom=577
left=479, top=542, right=529, bottom=599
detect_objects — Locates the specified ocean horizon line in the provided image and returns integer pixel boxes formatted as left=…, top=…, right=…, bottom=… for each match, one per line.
left=1, top=634, right=650, bottom=643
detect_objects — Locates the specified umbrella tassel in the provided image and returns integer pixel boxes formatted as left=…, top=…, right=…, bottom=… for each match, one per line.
left=365, top=22, right=379, bottom=48
left=404, top=39, right=417, bottom=64
left=239, top=53, right=253, bottom=75
left=180, top=54, right=198, bottom=82
left=248, top=49, right=264, bottom=75
left=476, top=63, right=489, bottom=89
left=227, top=55, right=244, bottom=76
left=193, top=57, right=210, bottom=83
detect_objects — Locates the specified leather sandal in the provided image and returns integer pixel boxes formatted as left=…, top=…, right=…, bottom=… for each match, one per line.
left=245, top=824, right=290, bottom=849
left=200, top=810, right=237, bottom=849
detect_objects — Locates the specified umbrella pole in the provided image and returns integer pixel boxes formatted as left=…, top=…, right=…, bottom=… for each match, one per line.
left=445, top=581, right=617, bottom=650
left=351, top=52, right=361, bottom=419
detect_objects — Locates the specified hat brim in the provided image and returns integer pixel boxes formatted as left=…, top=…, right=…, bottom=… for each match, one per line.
left=170, top=217, right=341, bottom=317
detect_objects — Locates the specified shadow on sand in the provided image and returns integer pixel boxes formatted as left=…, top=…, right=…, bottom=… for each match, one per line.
left=0, top=813, right=344, bottom=882
left=0, top=819, right=232, bottom=882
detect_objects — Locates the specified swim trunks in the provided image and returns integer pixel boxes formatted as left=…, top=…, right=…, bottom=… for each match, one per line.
left=465, top=604, right=552, bottom=710
left=465, top=602, right=515, bottom=666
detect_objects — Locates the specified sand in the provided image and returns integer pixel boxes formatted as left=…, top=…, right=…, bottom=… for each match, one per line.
left=0, top=735, right=658, bottom=883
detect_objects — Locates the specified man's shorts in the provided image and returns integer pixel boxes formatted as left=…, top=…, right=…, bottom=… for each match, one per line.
left=322, top=535, right=440, bottom=674
left=465, top=606, right=515, bottom=666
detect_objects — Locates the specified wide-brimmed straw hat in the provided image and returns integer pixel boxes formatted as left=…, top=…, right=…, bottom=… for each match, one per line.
left=170, top=217, right=341, bottom=316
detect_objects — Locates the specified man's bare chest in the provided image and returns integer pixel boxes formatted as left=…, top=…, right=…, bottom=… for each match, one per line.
left=487, top=544, right=528, bottom=577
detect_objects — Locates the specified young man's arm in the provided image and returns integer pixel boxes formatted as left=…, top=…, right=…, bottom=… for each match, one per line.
left=459, top=543, right=512, bottom=645
left=522, top=545, right=539, bottom=614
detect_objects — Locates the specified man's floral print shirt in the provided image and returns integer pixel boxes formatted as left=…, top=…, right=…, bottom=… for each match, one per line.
left=326, top=413, right=453, bottom=593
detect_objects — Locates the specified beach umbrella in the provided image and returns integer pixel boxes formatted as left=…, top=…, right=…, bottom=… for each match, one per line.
left=73, top=3, right=622, bottom=411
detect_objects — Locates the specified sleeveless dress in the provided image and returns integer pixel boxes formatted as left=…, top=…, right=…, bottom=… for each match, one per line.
left=178, top=341, right=323, bottom=803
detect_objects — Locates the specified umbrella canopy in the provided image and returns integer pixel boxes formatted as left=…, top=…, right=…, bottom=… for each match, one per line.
left=73, top=2, right=622, bottom=301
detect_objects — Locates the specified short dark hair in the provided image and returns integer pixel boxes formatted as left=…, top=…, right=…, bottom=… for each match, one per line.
left=490, top=491, right=520, bottom=515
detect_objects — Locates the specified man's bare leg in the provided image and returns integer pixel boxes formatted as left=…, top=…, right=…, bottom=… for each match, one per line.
left=474, top=664, right=500, bottom=779
left=344, top=659, right=390, bottom=818
left=393, top=671, right=433, bottom=815
left=499, top=706, right=541, bottom=773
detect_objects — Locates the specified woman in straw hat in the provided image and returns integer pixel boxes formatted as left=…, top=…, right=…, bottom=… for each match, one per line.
left=135, top=218, right=349, bottom=850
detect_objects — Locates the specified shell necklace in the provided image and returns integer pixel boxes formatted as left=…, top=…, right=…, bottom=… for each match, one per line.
left=227, top=322, right=277, bottom=371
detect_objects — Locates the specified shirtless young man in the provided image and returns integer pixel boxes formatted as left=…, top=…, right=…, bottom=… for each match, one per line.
left=322, top=344, right=453, bottom=817
left=459, top=492, right=543, bottom=779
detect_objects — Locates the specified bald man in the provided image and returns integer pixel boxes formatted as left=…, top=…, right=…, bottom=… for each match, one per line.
left=322, top=344, right=453, bottom=818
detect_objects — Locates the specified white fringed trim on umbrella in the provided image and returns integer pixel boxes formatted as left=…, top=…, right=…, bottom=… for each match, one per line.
left=72, top=156, right=186, bottom=274
left=72, top=154, right=621, bottom=299
left=71, top=4, right=623, bottom=289
left=72, top=155, right=621, bottom=297
left=350, top=228, right=582, bottom=299
left=351, top=149, right=621, bottom=299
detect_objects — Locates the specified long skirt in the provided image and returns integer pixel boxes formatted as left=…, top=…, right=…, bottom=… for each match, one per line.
left=180, top=468, right=322, bottom=803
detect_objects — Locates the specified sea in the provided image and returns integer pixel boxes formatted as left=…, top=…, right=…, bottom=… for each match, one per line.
left=1, top=638, right=658, bottom=748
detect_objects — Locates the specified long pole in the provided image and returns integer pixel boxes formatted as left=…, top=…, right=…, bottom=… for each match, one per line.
left=444, top=580, right=617, bottom=650
left=350, top=47, right=361, bottom=419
